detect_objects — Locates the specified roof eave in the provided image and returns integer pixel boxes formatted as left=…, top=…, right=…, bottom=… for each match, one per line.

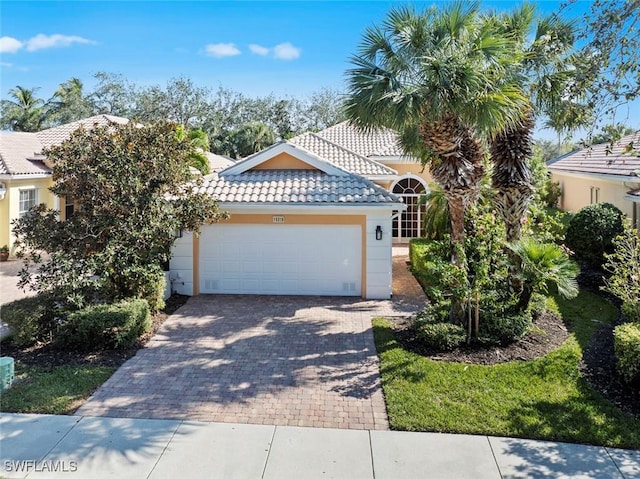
left=548, top=169, right=640, bottom=183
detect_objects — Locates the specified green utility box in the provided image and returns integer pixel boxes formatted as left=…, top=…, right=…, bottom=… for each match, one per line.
left=0, top=357, right=14, bottom=391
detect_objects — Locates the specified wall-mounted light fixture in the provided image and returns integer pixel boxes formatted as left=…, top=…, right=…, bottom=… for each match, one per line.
left=375, top=225, right=383, bottom=241
left=0, top=183, right=6, bottom=200
left=174, top=229, right=183, bottom=239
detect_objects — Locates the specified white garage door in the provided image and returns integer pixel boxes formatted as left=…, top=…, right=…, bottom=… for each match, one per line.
left=199, top=224, right=362, bottom=296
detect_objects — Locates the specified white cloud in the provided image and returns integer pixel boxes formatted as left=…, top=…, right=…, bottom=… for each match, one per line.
left=249, top=44, right=270, bottom=56
left=26, top=33, right=95, bottom=52
left=0, top=36, right=23, bottom=53
left=273, top=42, right=301, bottom=60
left=0, top=61, right=13, bottom=67
left=205, top=43, right=241, bottom=58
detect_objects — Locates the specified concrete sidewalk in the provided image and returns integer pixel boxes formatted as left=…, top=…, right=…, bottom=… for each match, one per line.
left=1, top=413, right=638, bottom=479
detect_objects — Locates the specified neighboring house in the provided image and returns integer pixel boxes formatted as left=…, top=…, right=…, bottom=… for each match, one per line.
left=548, top=131, right=640, bottom=228
left=205, top=152, right=235, bottom=173
left=0, top=115, right=129, bottom=252
left=170, top=141, right=405, bottom=299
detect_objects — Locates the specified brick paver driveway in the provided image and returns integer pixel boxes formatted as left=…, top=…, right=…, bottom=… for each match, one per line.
left=77, top=255, right=425, bottom=430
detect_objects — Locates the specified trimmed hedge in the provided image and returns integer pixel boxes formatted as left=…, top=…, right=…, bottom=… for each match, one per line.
left=479, top=310, right=532, bottom=345
left=565, top=203, right=625, bottom=268
left=57, top=299, right=151, bottom=351
left=614, top=322, right=640, bottom=385
left=1, top=295, right=57, bottom=347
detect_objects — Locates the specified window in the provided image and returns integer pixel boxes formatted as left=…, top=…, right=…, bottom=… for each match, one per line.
left=590, top=186, right=600, bottom=204
left=64, top=195, right=75, bottom=220
left=19, top=189, right=37, bottom=217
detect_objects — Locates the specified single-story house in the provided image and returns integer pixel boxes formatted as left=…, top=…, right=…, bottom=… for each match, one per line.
left=547, top=131, right=640, bottom=228
left=0, top=115, right=130, bottom=252
left=170, top=141, right=405, bottom=299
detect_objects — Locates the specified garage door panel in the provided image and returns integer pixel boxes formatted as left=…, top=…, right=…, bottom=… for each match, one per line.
left=200, top=224, right=361, bottom=296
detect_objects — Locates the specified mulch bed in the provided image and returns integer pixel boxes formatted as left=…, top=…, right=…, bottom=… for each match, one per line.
left=581, top=318, right=640, bottom=418
left=388, top=312, right=570, bottom=365
left=388, top=300, right=640, bottom=419
left=1, top=294, right=190, bottom=369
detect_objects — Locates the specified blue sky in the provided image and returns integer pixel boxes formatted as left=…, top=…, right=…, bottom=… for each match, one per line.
left=1, top=1, right=637, bottom=140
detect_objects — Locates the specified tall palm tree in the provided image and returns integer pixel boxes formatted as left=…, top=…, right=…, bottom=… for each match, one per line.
left=0, top=86, right=46, bottom=131
left=489, top=6, right=579, bottom=240
left=345, top=2, right=528, bottom=263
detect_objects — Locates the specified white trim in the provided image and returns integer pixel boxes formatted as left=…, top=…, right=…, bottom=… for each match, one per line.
left=367, top=174, right=398, bottom=182
left=221, top=142, right=349, bottom=177
left=390, top=172, right=429, bottom=192
left=548, top=169, right=640, bottom=184
left=625, top=194, right=640, bottom=203
left=371, top=155, right=419, bottom=164
left=0, top=173, right=51, bottom=180
left=219, top=203, right=406, bottom=214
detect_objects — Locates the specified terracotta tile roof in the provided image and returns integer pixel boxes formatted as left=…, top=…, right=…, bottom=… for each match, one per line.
left=548, top=131, right=640, bottom=177
left=0, top=115, right=130, bottom=176
left=36, top=115, right=129, bottom=149
left=205, top=152, right=235, bottom=172
left=0, top=132, right=51, bottom=176
left=311, top=121, right=406, bottom=158
left=197, top=170, right=401, bottom=204
left=288, top=133, right=396, bottom=176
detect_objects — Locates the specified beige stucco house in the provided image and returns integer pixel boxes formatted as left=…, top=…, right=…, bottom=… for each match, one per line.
left=547, top=131, right=640, bottom=228
left=0, top=115, right=131, bottom=253
left=170, top=121, right=435, bottom=300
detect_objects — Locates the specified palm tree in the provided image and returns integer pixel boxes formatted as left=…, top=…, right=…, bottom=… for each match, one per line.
left=49, top=77, right=92, bottom=125
left=419, top=184, right=450, bottom=241
left=489, top=7, right=579, bottom=241
left=230, top=122, right=276, bottom=159
left=0, top=86, right=46, bottom=131
left=345, top=2, right=528, bottom=263
left=175, top=126, right=211, bottom=175
left=508, top=238, right=579, bottom=311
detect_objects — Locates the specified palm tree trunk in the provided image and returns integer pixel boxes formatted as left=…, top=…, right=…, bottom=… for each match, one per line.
left=490, top=111, right=535, bottom=242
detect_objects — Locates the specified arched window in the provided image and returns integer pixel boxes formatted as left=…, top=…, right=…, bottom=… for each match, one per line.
left=391, top=175, right=427, bottom=241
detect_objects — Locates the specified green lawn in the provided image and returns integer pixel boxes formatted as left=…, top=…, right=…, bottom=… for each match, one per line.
left=373, top=290, right=640, bottom=449
left=1, top=364, right=115, bottom=415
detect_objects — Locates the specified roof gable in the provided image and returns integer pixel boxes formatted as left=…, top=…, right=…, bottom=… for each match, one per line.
left=0, top=131, right=50, bottom=176
left=220, top=142, right=349, bottom=177
left=548, top=131, right=640, bottom=178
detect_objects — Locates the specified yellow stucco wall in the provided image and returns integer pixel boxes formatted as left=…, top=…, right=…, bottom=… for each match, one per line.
left=0, top=177, right=55, bottom=253
left=551, top=172, right=636, bottom=217
left=376, top=162, right=433, bottom=189
left=251, top=152, right=317, bottom=170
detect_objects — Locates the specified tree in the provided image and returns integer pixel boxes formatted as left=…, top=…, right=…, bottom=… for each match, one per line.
left=0, top=86, right=47, bottom=131
left=133, top=77, right=212, bottom=128
left=176, top=125, right=211, bottom=174
left=48, top=77, right=93, bottom=125
left=590, top=123, right=635, bottom=145
left=228, top=122, right=276, bottom=159
left=345, top=3, right=528, bottom=258
left=13, top=121, right=227, bottom=307
left=489, top=6, right=578, bottom=241
left=570, top=0, right=640, bottom=132
left=88, top=71, right=134, bottom=117
left=302, top=87, right=346, bottom=132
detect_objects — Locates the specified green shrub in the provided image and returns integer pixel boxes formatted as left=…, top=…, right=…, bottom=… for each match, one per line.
left=1, top=295, right=58, bottom=347
left=566, top=203, right=625, bottom=268
left=479, top=309, right=532, bottom=345
left=527, top=293, right=548, bottom=319
left=613, top=322, right=640, bottom=385
left=108, top=265, right=166, bottom=312
left=603, top=221, right=640, bottom=322
left=56, top=299, right=151, bottom=351
left=415, top=321, right=467, bottom=351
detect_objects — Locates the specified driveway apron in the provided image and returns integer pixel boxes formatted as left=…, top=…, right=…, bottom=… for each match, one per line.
left=76, top=256, right=425, bottom=430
